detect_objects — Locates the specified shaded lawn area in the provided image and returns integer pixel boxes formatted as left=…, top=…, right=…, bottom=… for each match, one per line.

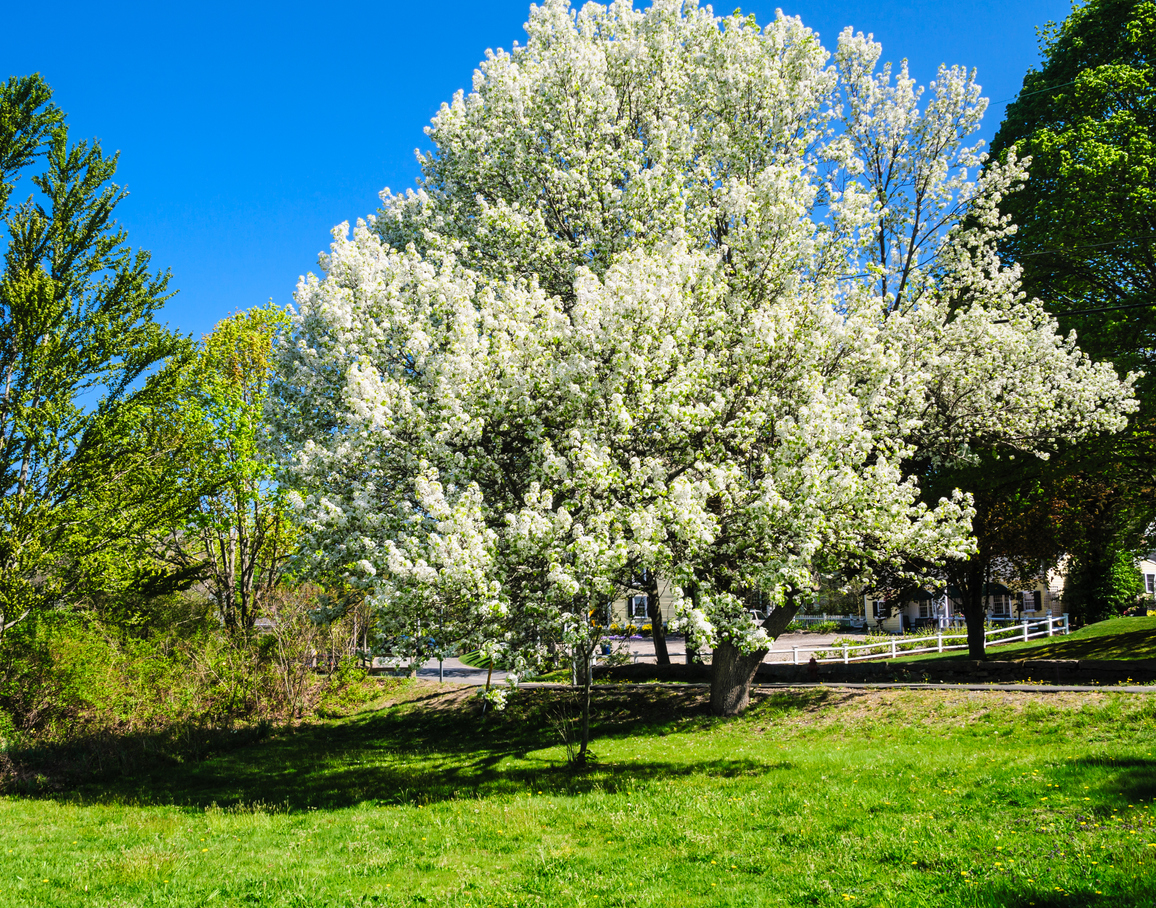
left=897, top=616, right=1156, bottom=665
left=3, top=683, right=1156, bottom=907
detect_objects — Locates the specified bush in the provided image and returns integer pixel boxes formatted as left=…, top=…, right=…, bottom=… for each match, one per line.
left=0, top=596, right=383, bottom=789
left=783, top=620, right=840, bottom=633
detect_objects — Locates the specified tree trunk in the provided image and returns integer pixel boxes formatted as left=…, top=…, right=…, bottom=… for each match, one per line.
left=963, top=590, right=987, bottom=660
left=576, top=642, right=593, bottom=764
left=762, top=602, right=802, bottom=640
left=646, top=574, right=670, bottom=665
left=481, top=661, right=494, bottom=713
left=951, top=555, right=988, bottom=660
left=709, top=601, right=801, bottom=717
left=710, top=640, right=767, bottom=716
left=685, top=582, right=700, bottom=664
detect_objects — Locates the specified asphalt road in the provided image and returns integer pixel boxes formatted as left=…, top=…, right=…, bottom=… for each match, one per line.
left=410, top=630, right=888, bottom=685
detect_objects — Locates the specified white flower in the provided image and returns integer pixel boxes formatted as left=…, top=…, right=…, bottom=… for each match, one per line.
left=267, top=0, right=1134, bottom=676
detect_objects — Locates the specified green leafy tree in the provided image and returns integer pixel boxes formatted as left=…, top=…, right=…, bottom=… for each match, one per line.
left=156, top=305, right=293, bottom=634
left=990, top=0, right=1156, bottom=621
left=992, top=0, right=1156, bottom=369
left=0, top=74, right=187, bottom=642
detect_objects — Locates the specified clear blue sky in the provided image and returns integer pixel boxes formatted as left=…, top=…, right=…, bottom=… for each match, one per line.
left=6, top=0, right=1072, bottom=341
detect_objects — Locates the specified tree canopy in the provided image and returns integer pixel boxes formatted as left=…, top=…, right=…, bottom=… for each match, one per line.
left=0, top=74, right=187, bottom=640
left=991, top=0, right=1156, bottom=374
left=989, top=0, right=1156, bottom=621
left=149, top=305, right=294, bottom=634
left=269, top=0, right=1135, bottom=718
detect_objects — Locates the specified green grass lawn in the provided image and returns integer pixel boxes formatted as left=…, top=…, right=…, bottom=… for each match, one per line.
left=895, top=616, right=1156, bottom=664
left=4, top=682, right=1156, bottom=907
left=456, top=650, right=502, bottom=670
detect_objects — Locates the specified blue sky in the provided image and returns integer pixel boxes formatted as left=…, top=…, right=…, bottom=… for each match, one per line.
left=6, top=0, right=1072, bottom=341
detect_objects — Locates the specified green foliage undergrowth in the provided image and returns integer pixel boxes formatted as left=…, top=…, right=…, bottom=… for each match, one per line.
left=0, top=613, right=382, bottom=788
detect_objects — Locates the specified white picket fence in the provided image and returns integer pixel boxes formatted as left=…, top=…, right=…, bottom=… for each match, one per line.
left=778, top=615, right=1070, bottom=665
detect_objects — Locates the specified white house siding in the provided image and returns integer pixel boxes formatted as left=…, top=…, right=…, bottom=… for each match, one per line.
left=606, top=575, right=679, bottom=628
left=1140, top=556, right=1156, bottom=599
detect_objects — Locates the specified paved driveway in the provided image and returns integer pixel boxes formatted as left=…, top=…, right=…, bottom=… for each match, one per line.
left=414, top=655, right=507, bottom=685
left=605, top=630, right=868, bottom=664
left=408, top=630, right=870, bottom=684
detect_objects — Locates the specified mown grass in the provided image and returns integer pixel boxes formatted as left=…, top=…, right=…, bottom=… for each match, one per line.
left=456, top=650, right=502, bottom=670
left=895, top=616, right=1156, bottom=664
left=981, top=616, right=1156, bottom=661
left=3, top=683, right=1156, bottom=906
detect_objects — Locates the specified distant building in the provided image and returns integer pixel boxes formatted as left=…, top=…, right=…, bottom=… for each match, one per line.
left=865, top=570, right=1065, bottom=635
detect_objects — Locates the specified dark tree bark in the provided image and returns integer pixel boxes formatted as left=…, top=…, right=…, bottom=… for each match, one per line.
left=685, top=581, right=702, bottom=664
left=762, top=601, right=803, bottom=639
left=710, top=640, right=766, bottom=715
left=645, top=572, right=670, bottom=665
left=578, top=650, right=592, bottom=763
left=950, top=555, right=989, bottom=660
left=574, top=638, right=596, bottom=764
left=709, top=600, right=801, bottom=717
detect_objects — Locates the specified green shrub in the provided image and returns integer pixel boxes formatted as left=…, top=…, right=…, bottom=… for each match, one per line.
left=0, top=606, right=381, bottom=788
left=316, top=658, right=383, bottom=717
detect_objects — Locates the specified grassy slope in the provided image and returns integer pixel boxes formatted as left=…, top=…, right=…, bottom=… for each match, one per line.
left=457, top=650, right=504, bottom=670
left=898, top=616, right=1156, bottom=664
left=3, top=683, right=1156, bottom=907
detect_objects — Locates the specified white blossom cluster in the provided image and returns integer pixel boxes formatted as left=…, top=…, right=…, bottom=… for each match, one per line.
left=267, top=0, right=1135, bottom=668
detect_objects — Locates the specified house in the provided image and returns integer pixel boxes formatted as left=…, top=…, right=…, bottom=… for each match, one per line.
left=1140, top=554, right=1156, bottom=599
left=605, top=549, right=1151, bottom=636
left=605, top=573, right=680, bottom=629
left=865, top=572, right=1065, bottom=635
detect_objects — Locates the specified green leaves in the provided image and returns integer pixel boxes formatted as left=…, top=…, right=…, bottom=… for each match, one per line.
left=157, top=304, right=294, bottom=634
left=0, top=74, right=185, bottom=638
left=992, top=0, right=1156, bottom=376
left=974, top=0, right=1156, bottom=626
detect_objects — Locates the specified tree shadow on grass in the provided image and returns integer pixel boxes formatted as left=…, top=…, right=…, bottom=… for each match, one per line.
left=10, top=684, right=829, bottom=810
left=1063, top=755, right=1156, bottom=805
left=971, top=886, right=1156, bottom=907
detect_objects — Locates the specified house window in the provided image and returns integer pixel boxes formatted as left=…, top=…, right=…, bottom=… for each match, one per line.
left=991, top=595, right=1010, bottom=617
left=1022, top=590, right=1042, bottom=613
left=629, top=595, right=649, bottom=619
left=1146, top=574, right=1156, bottom=595
left=918, top=600, right=931, bottom=619
left=872, top=600, right=888, bottom=619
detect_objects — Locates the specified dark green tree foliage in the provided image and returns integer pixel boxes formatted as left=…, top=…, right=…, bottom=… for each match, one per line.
left=990, top=0, right=1156, bottom=621
left=913, top=450, right=1065, bottom=656
left=0, top=75, right=187, bottom=640
left=992, top=0, right=1156, bottom=367
left=1050, top=459, right=1150, bottom=622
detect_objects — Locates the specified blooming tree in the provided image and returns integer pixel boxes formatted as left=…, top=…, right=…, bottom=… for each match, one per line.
left=268, top=0, right=1134, bottom=726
